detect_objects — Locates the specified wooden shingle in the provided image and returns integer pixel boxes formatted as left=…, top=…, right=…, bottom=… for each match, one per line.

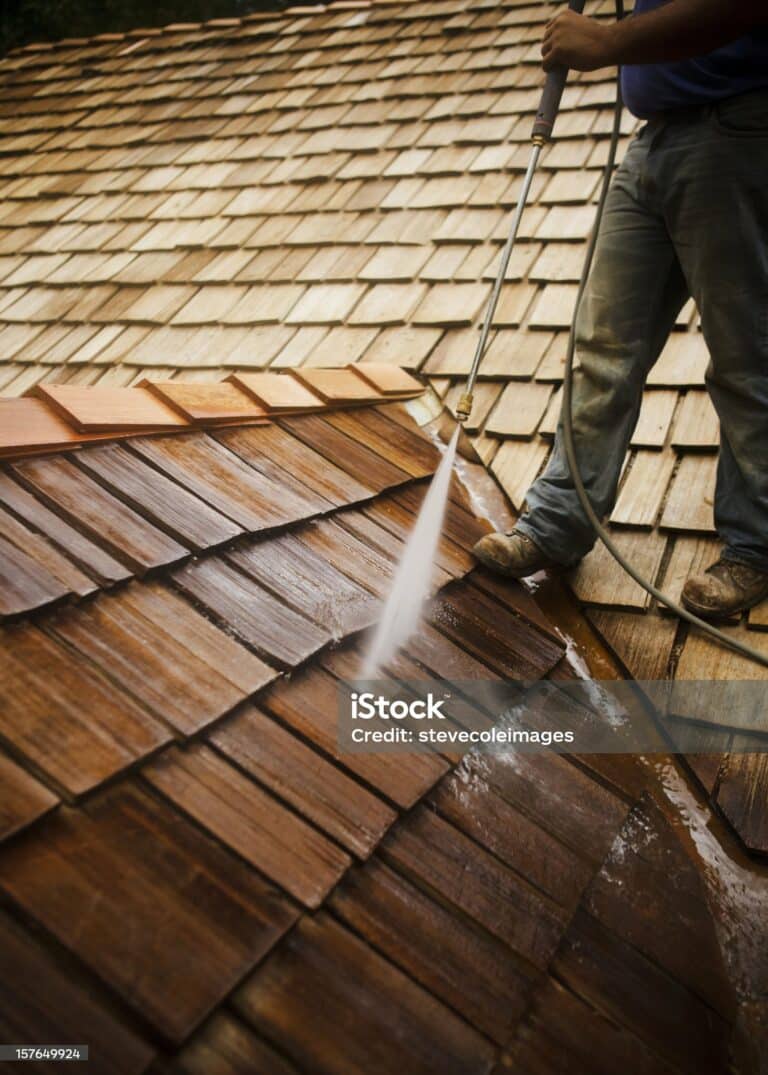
left=611, top=450, right=676, bottom=528
left=12, top=454, right=188, bottom=573
left=412, top=283, right=489, bottom=326
left=660, top=455, right=717, bottom=533
left=671, top=390, right=719, bottom=450
left=0, top=785, right=296, bottom=1042
left=228, top=371, right=323, bottom=411
left=140, top=379, right=267, bottom=425
left=33, top=383, right=190, bottom=432
left=485, top=381, right=551, bottom=437
left=145, top=744, right=350, bottom=907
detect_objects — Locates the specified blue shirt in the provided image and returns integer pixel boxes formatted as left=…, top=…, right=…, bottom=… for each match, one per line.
left=621, top=0, right=768, bottom=118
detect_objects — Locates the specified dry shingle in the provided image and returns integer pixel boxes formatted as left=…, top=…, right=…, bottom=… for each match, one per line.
left=632, top=390, right=678, bottom=448
left=361, top=246, right=431, bottom=282
left=290, top=367, right=382, bottom=404
left=660, top=534, right=724, bottom=607
left=221, top=284, right=305, bottom=325
left=34, top=383, right=189, bottom=432
left=228, top=372, right=323, bottom=412
left=353, top=364, right=423, bottom=396
left=660, top=455, right=717, bottom=533
left=412, top=283, right=488, bottom=327
left=141, top=380, right=267, bottom=424
left=490, top=438, right=549, bottom=510
left=480, top=330, right=552, bottom=378
left=611, top=450, right=676, bottom=528
left=528, top=284, right=578, bottom=330
left=362, top=325, right=442, bottom=369
left=286, top=284, right=365, bottom=324
left=587, top=608, right=677, bottom=680
left=671, top=390, right=719, bottom=450
left=348, top=284, right=426, bottom=326
left=647, top=333, right=709, bottom=387
left=569, top=529, right=668, bottom=610
left=485, top=382, right=552, bottom=437
left=492, top=284, right=537, bottom=327
left=168, top=285, right=246, bottom=325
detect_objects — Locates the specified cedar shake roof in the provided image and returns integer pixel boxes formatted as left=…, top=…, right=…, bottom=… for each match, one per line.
left=0, top=3, right=767, bottom=1071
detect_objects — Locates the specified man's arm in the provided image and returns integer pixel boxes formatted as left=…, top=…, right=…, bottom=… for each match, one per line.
left=542, top=0, right=768, bottom=72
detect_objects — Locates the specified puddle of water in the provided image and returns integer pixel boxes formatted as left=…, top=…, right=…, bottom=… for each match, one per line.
left=362, top=425, right=460, bottom=678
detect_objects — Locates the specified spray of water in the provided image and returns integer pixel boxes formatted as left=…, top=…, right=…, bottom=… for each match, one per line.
left=362, top=425, right=460, bottom=678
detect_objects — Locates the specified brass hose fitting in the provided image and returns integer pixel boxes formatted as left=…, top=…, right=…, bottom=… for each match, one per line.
left=456, top=392, right=473, bottom=423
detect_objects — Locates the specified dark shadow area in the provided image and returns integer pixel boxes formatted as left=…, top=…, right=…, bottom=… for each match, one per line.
left=0, top=0, right=324, bottom=56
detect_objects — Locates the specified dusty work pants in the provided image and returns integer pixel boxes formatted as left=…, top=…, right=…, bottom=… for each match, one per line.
left=516, top=87, right=768, bottom=571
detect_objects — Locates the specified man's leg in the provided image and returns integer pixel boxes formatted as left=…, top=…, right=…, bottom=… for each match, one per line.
left=666, top=95, right=768, bottom=569
left=488, top=132, right=688, bottom=572
left=665, top=93, right=768, bottom=615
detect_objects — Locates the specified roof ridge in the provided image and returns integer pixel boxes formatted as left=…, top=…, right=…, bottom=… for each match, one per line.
left=0, top=365, right=424, bottom=460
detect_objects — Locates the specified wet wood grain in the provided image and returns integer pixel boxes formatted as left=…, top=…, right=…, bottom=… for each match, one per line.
left=506, top=978, right=680, bottom=1075
left=0, top=751, right=58, bottom=842
left=262, top=667, right=449, bottom=808
left=0, top=624, right=170, bottom=795
left=278, top=414, right=409, bottom=493
left=0, top=909, right=155, bottom=1075
left=145, top=744, right=351, bottom=907
left=431, top=773, right=594, bottom=910
left=75, top=442, right=242, bottom=550
left=553, top=910, right=730, bottom=1075
left=381, top=807, right=567, bottom=969
left=215, top=422, right=373, bottom=509
left=172, top=556, right=328, bottom=668
left=331, top=860, right=536, bottom=1045
left=0, top=503, right=96, bottom=600
left=47, top=584, right=273, bottom=736
left=156, top=1010, right=301, bottom=1075
left=131, top=432, right=326, bottom=532
left=716, top=745, right=768, bottom=855
left=0, top=530, right=70, bottom=619
left=583, top=801, right=735, bottom=1019
left=12, top=455, right=187, bottom=574
left=228, top=532, right=378, bottom=636
left=0, top=470, right=130, bottom=586
left=429, top=580, right=565, bottom=680
left=234, top=913, right=495, bottom=1075
left=296, top=515, right=399, bottom=597
left=0, top=785, right=297, bottom=1042
left=209, top=705, right=396, bottom=858
left=324, top=406, right=439, bottom=478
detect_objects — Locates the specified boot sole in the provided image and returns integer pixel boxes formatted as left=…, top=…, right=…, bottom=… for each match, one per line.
left=681, top=586, right=768, bottom=621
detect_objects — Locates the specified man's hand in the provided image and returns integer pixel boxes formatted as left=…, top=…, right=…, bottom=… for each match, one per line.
left=542, top=10, right=617, bottom=71
left=543, top=1, right=768, bottom=72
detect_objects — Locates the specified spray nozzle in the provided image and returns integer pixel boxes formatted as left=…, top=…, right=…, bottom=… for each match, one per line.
left=456, top=391, right=473, bottom=423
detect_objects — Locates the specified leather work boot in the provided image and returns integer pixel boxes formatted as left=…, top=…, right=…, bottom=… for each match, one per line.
left=472, top=529, right=555, bottom=579
left=682, top=557, right=768, bottom=619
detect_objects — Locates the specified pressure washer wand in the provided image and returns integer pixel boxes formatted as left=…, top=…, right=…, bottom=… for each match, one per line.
left=456, top=0, right=586, bottom=423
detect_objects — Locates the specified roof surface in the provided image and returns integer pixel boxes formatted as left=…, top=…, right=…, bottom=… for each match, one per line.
left=0, top=3, right=766, bottom=1068
left=0, top=397, right=746, bottom=1073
